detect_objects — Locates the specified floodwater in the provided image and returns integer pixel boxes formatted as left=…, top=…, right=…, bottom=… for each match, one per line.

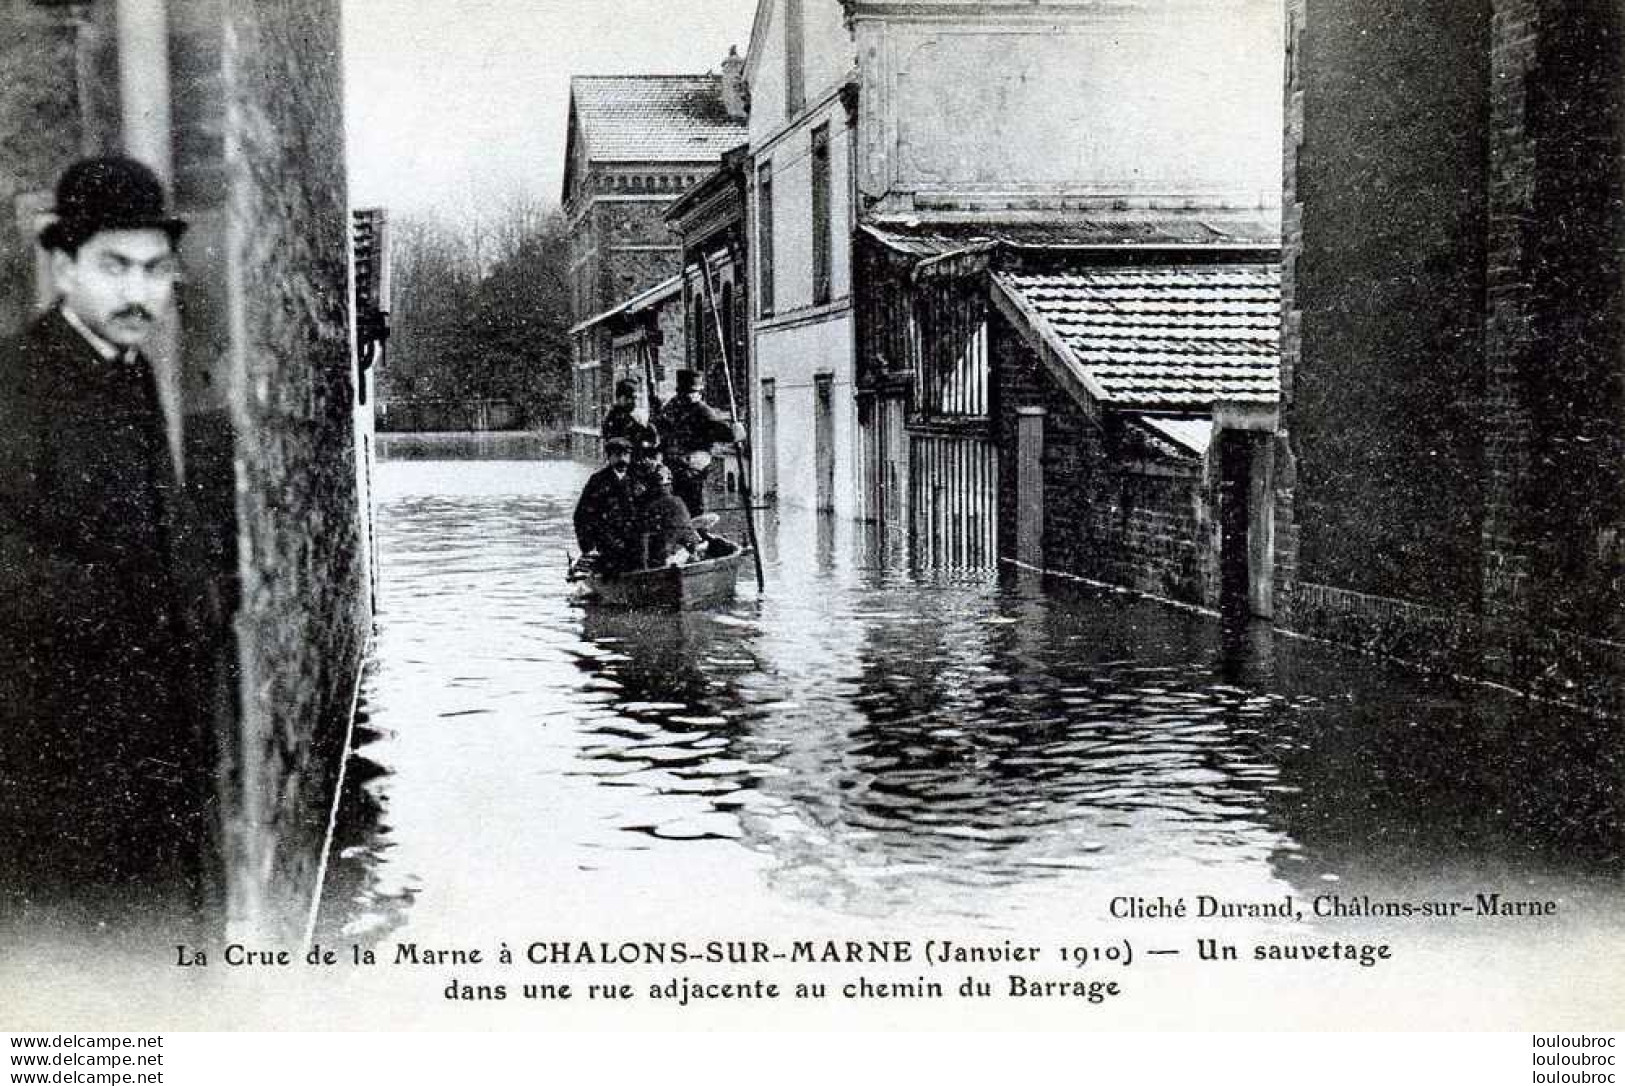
left=310, top=457, right=1624, bottom=1028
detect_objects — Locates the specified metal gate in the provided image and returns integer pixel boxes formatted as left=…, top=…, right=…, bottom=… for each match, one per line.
left=909, top=433, right=998, bottom=568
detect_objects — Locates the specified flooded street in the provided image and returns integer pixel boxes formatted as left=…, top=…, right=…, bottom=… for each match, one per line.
left=312, top=457, right=1623, bottom=1027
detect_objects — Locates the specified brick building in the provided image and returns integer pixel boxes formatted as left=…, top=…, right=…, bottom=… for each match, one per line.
left=563, top=72, right=747, bottom=459
left=0, top=0, right=370, bottom=940
left=1279, top=1, right=1625, bottom=713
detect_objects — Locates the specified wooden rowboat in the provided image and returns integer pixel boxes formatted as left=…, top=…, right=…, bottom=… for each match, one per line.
left=569, top=543, right=749, bottom=610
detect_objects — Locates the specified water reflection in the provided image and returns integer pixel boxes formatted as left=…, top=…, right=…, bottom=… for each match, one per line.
left=317, top=459, right=1623, bottom=944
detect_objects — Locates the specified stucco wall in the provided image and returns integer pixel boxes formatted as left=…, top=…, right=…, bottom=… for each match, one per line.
left=754, top=96, right=853, bottom=317
left=850, top=0, right=1282, bottom=208
left=755, top=311, right=858, bottom=516
left=747, top=0, right=855, bottom=144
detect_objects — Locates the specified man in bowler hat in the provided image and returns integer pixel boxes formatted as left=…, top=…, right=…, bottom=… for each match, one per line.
left=0, top=155, right=204, bottom=925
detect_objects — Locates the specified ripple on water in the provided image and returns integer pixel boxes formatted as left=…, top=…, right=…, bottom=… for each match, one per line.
left=317, top=459, right=1625, bottom=944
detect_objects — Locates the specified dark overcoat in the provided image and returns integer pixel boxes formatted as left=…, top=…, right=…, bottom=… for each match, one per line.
left=600, top=403, right=659, bottom=459
left=573, top=464, right=642, bottom=571
left=639, top=491, right=699, bottom=566
left=0, top=307, right=201, bottom=909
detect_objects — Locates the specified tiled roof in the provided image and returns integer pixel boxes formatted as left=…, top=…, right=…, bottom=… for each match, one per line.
left=994, top=264, right=1280, bottom=410
left=571, top=75, right=746, bottom=163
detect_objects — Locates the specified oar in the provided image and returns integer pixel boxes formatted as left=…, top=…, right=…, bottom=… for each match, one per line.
left=698, top=259, right=765, bottom=592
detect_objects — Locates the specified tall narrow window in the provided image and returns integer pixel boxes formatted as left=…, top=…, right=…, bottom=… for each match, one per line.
left=785, top=0, right=805, bottom=117
left=692, top=292, right=707, bottom=373
left=757, top=162, right=775, bottom=317
left=811, top=123, right=831, bottom=306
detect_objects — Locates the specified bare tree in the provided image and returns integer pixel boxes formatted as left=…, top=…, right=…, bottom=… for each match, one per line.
left=381, top=201, right=572, bottom=427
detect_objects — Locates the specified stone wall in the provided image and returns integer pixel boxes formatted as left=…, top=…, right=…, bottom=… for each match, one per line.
left=1280, top=0, right=1625, bottom=714
left=594, top=198, right=683, bottom=306
left=995, top=321, right=1213, bottom=608
left=228, top=0, right=365, bottom=934
left=567, top=187, right=688, bottom=462
left=170, top=0, right=368, bottom=936
left=0, top=1, right=368, bottom=936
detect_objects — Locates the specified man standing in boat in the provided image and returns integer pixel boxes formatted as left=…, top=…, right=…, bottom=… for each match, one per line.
left=600, top=378, right=659, bottom=465
left=573, top=436, right=644, bottom=574
left=656, top=368, right=742, bottom=515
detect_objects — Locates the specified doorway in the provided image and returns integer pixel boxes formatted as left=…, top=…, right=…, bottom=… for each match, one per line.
left=1218, top=429, right=1273, bottom=626
left=814, top=374, right=834, bottom=512
left=760, top=378, right=777, bottom=500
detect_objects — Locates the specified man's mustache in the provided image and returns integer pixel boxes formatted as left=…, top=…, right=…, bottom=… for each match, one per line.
left=112, top=305, right=154, bottom=323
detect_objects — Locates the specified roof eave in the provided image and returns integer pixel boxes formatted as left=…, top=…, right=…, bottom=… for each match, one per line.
left=989, top=271, right=1107, bottom=426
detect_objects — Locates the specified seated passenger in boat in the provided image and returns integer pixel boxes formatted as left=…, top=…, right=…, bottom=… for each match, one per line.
left=573, top=437, right=643, bottom=574
left=639, top=461, right=702, bottom=567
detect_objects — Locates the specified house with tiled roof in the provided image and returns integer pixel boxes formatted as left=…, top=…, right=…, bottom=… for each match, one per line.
left=988, top=246, right=1281, bottom=614
left=854, top=208, right=1281, bottom=610
left=562, top=70, right=747, bottom=459
left=738, top=0, right=1284, bottom=615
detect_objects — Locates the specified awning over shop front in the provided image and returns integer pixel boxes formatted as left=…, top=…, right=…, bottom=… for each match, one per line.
left=568, top=274, right=682, bottom=337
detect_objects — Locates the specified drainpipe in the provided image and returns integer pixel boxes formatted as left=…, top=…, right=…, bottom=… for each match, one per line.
left=114, top=0, right=187, bottom=479
left=115, top=0, right=173, bottom=184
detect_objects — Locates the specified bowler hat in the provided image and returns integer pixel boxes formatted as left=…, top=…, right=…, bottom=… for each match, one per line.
left=39, top=155, right=187, bottom=252
left=675, top=369, right=701, bottom=394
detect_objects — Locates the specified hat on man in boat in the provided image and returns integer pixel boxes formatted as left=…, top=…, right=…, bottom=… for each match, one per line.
left=675, top=368, right=702, bottom=394
left=604, top=436, right=633, bottom=455
left=40, top=155, right=187, bottom=252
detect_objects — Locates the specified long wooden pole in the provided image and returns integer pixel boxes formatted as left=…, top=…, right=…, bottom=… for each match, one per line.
left=698, top=258, right=765, bottom=592
left=638, top=339, right=657, bottom=413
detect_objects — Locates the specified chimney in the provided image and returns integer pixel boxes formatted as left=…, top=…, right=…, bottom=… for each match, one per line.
left=721, top=45, right=748, bottom=120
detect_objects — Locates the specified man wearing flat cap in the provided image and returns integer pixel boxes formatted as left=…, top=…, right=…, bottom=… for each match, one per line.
left=573, top=436, right=646, bottom=575
left=0, top=155, right=203, bottom=920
